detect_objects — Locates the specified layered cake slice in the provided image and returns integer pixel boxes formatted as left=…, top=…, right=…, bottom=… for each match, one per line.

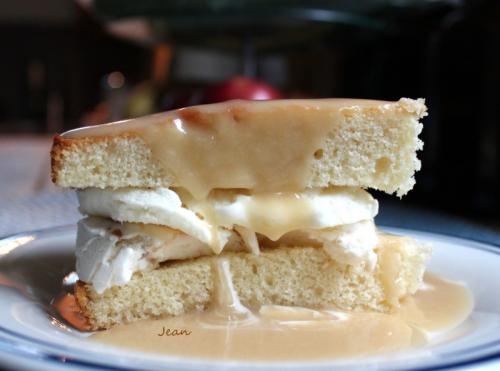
left=51, top=98, right=430, bottom=330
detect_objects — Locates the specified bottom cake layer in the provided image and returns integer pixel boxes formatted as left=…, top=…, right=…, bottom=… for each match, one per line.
left=75, top=234, right=430, bottom=330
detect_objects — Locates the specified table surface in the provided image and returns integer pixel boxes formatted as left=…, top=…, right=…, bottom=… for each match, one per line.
left=0, top=136, right=80, bottom=237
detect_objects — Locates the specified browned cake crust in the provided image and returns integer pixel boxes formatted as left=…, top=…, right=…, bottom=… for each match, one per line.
left=51, top=135, right=69, bottom=185
left=74, top=280, right=93, bottom=324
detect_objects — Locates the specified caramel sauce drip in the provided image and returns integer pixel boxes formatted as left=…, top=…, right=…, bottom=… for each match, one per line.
left=243, top=192, right=314, bottom=241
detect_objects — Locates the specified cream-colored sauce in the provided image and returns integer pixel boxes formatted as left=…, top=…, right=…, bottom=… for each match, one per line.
left=244, top=192, right=314, bottom=241
left=399, top=273, right=473, bottom=332
left=62, top=99, right=391, bottom=199
left=90, top=272, right=472, bottom=361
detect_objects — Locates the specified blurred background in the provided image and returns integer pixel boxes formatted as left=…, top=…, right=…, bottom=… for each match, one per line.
left=0, top=0, right=499, bottom=240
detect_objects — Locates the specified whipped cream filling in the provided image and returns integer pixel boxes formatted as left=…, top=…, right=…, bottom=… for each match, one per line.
left=76, top=217, right=244, bottom=293
left=179, top=187, right=378, bottom=242
left=78, top=186, right=378, bottom=251
left=308, top=220, right=378, bottom=270
left=77, top=187, right=231, bottom=251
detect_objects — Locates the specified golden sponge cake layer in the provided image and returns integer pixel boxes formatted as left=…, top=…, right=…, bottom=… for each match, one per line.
left=52, top=98, right=426, bottom=196
left=75, top=234, right=430, bottom=330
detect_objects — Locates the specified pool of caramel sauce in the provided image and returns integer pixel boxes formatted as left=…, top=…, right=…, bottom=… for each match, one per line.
left=88, top=273, right=472, bottom=361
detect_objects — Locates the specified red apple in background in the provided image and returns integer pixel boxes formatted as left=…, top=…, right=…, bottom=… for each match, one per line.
left=202, top=76, right=282, bottom=103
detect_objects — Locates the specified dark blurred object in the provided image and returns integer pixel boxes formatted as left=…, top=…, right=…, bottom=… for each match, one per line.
left=425, top=0, right=500, bottom=224
left=202, top=76, right=282, bottom=103
left=0, top=0, right=149, bottom=133
left=157, top=76, right=283, bottom=110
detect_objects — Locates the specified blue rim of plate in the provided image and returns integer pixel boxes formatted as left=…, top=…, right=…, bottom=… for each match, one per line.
left=0, top=225, right=500, bottom=371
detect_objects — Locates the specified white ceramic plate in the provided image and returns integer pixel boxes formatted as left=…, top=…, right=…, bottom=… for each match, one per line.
left=0, top=225, right=500, bottom=371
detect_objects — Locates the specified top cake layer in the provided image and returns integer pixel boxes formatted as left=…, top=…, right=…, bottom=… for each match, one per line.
left=51, top=98, right=426, bottom=198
